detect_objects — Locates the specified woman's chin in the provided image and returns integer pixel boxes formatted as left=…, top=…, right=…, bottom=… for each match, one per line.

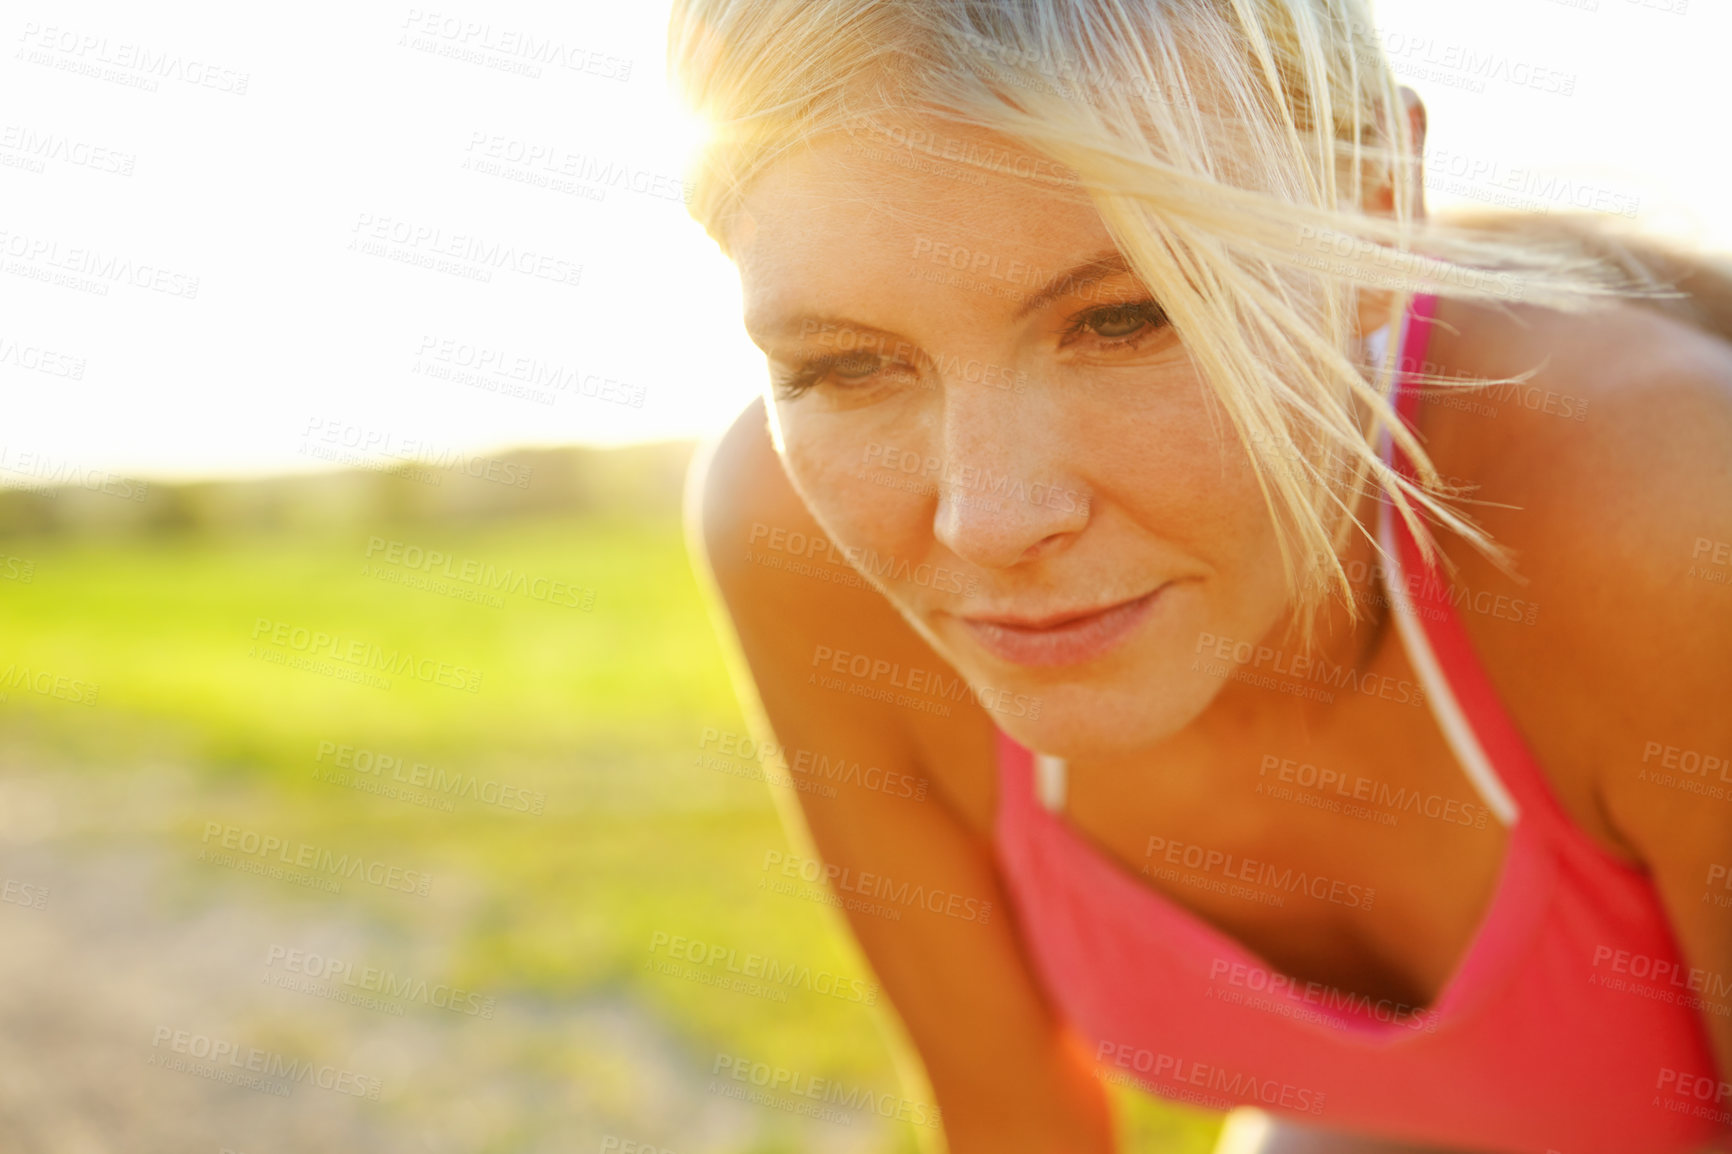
left=942, top=590, right=1251, bottom=761
left=986, top=677, right=1217, bottom=762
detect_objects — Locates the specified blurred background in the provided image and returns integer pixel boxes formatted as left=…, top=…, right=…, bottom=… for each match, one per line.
left=0, top=0, right=1724, bottom=1151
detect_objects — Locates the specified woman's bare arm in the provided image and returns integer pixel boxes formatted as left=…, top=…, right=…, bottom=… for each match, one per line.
left=688, top=398, right=1117, bottom=1152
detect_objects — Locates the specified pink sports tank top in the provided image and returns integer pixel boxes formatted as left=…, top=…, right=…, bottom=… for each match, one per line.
left=992, top=294, right=1731, bottom=1153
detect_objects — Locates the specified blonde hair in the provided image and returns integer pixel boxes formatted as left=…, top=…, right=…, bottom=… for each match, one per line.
left=668, top=0, right=1642, bottom=637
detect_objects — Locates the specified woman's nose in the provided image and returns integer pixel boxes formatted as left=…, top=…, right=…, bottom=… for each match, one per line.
left=928, top=384, right=1090, bottom=570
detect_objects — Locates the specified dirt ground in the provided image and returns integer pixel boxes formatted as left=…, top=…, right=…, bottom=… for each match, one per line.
left=0, top=760, right=889, bottom=1154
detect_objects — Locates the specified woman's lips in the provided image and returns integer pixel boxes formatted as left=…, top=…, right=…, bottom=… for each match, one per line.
left=958, top=587, right=1165, bottom=668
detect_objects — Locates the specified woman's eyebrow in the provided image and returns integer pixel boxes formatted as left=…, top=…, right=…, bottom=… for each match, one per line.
left=744, top=250, right=1133, bottom=348
left=1011, top=251, right=1134, bottom=320
left=743, top=313, right=907, bottom=351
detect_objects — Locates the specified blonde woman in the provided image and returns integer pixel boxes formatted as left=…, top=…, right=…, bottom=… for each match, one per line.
left=671, top=2, right=1732, bottom=1151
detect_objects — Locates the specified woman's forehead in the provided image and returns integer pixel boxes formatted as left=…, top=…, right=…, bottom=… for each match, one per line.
left=735, top=118, right=1113, bottom=322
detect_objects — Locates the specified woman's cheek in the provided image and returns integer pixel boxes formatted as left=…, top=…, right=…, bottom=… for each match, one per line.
left=777, top=417, right=929, bottom=566
left=1094, top=375, right=1288, bottom=615
left=1088, top=379, right=1245, bottom=521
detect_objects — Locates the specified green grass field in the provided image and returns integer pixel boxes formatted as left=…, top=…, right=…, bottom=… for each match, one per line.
left=0, top=508, right=1220, bottom=1152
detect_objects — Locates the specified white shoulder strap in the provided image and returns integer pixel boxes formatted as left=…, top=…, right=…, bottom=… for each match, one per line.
left=1034, top=753, right=1068, bottom=814
left=1373, top=319, right=1520, bottom=829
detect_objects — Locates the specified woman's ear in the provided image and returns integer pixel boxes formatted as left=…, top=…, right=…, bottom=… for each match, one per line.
left=1355, top=86, right=1430, bottom=339
left=1402, top=86, right=1427, bottom=159
left=1363, top=86, right=1428, bottom=220
left=1398, top=85, right=1428, bottom=221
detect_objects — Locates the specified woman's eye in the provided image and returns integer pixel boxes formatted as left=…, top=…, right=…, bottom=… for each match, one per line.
left=829, top=352, right=882, bottom=381
left=1062, top=300, right=1170, bottom=349
left=1089, top=306, right=1149, bottom=338
left=773, top=351, right=911, bottom=400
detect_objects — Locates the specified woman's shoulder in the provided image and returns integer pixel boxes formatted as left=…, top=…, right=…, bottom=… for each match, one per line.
left=689, top=397, right=1002, bottom=838
left=1419, top=297, right=1732, bottom=859
left=1422, top=297, right=1732, bottom=592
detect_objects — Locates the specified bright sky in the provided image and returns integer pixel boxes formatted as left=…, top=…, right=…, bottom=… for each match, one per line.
left=1, top=0, right=1724, bottom=485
